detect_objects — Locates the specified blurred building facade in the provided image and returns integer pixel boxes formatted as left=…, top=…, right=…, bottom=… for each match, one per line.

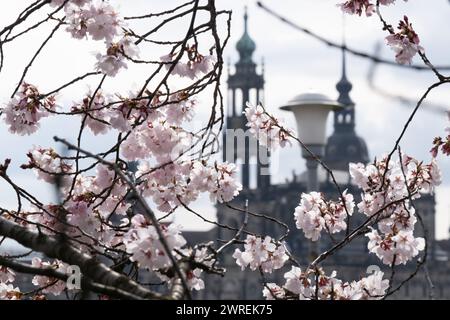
left=185, top=10, right=450, bottom=300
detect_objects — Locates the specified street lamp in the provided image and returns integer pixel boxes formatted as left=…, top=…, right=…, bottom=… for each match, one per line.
left=280, top=92, right=343, bottom=259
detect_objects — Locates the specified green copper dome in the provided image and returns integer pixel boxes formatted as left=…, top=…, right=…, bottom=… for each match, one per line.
left=236, top=7, right=256, bottom=64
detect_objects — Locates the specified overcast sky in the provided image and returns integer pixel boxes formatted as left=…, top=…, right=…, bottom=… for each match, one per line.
left=1, top=0, right=449, bottom=240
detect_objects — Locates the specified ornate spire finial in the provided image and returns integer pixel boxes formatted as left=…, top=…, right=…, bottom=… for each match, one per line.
left=336, top=14, right=353, bottom=106
left=244, top=6, right=248, bottom=32
left=235, top=6, right=256, bottom=64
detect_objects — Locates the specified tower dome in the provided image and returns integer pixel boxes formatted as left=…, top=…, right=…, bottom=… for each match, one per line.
left=236, top=7, right=256, bottom=64
left=324, top=48, right=369, bottom=171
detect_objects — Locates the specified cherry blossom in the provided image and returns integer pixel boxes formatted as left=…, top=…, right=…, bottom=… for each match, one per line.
left=338, top=0, right=376, bottom=16
left=0, top=267, right=15, bottom=284
left=244, top=102, right=294, bottom=148
left=160, top=45, right=216, bottom=80
left=349, top=153, right=439, bottom=265
left=232, top=235, right=288, bottom=273
left=264, top=267, right=389, bottom=300
left=65, top=199, right=101, bottom=235
left=385, top=16, right=423, bottom=65
left=135, top=159, right=241, bottom=213
left=63, top=3, right=90, bottom=39
left=430, top=112, right=450, bottom=157
left=164, top=92, right=197, bottom=125
left=2, top=82, right=56, bottom=135
left=71, top=90, right=110, bottom=135
left=91, top=164, right=130, bottom=216
left=338, top=0, right=408, bottom=17
left=262, top=283, right=285, bottom=300
left=0, top=283, right=21, bottom=300
left=120, top=114, right=193, bottom=163
left=108, top=93, right=158, bottom=132
left=31, top=258, right=68, bottom=296
left=186, top=269, right=205, bottom=291
left=86, top=2, right=122, bottom=41
left=294, top=190, right=354, bottom=241
left=208, top=162, right=243, bottom=203
left=21, top=146, right=72, bottom=183
left=27, top=204, right=67, bottom=234
left=62, top=1, right=122, bottom=41
left=123, top=214, right=187, bottom=270
left=95, top=36, right=139, bottom=77
left=367, top=227, right=425, bottom=265
left=358, top=270, right=390, bottom=299
left=50, top=0, right=91, bottom=8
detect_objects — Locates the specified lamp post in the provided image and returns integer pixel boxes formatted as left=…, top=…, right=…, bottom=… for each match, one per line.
left=280, top=92, right=343, bottom=260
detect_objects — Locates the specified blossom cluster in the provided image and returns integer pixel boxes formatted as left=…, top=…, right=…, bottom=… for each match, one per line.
left=69, top=89, right=198, bottom=142
left=350, top=154, right=440, bottom=265
left=338, top=0, right=407, bottom=17
left=339, top=1, right=420, bottom=65
left=21, top=147, right=72, bottom=183
left=95, top=35, right=140, bottom=77
left=385, top=16, right=423, bottom=65
left=244, top=102, right=294, bottom=148
left=263, top=267, right=389, bottom=300
left=0, top=282, right=21, bottom=300
left=294, top=191, right=355, bottom=241
left=161, top=45, right=216, bottom=80
left=123, top=214, right=205, bottom=291
left=31, top=258, right=68, bottom=296
left=136, top=160, right=242, bottom=213
left=0, top=267, right=15, bottom=284
left=51, top=0, right=139, bottom=76
left=23, top=161, right=130, bottom=247
left=123, top=214, right=187, bottom=270
left=430, top=112, right=450, bottom=157
left=232, top=235, right=289, bottom=273
left=2, top=83, right=56, bottom=135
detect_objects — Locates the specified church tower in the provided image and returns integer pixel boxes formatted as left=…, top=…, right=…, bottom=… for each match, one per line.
left=324, top=48, right=369, bottom=170
left=224, top=7, right=269, bottom=190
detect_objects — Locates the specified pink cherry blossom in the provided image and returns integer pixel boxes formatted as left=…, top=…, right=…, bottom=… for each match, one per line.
left=338, top=0, right=408, bottom=17
left=164, top=92, right=197, bottom=125
left=430, top=114, right=450, bottom=157
left=95, top=36, right=139, bottom=77
left=349, top=153, right=438, bottom=265
left=0, top=267, right=15, bottom=284
left=367, top=227, right=425, bottom=265
left=338, top=0, right=376, bottom=16
left=109, top=93, right=158, bottom=132
left=31, top=258, right=68, bottom=296
left=358, top=270, right=390, bottom=299
left=294, top=190, right=354, bottom=241
left=123, top=214, right=187, bottom=270
left=385, top=16, right=422, bottom=65
left=244, top=102, right=294, bottom=148
left=264, top=267, right=389, bottom=300
left=63, top=1, right=122, bottom=41
left=2, top=83, right=56, bottom=135
left=160, top=46, right=216, bottom=80
left=71, top=90, right=110, bottom=135
left=232, top=235, right=288, bottom=273
left=50, top=0, right=91, bottom=8
left=21, top=146, right=72, bottom=184
left=85, top=1, right=122, bottom=41
left=0, top=283, right=21, bottom=300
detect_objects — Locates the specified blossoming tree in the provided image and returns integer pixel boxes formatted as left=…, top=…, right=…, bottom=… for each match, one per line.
left=0, top=0, right=448, bottom=300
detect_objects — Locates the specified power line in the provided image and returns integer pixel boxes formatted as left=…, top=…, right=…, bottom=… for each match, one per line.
left=256, top=1, right=450, bottom=72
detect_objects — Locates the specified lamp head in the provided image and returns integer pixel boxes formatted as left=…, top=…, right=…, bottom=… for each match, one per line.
left=280, top=92, right=343, bottom=146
